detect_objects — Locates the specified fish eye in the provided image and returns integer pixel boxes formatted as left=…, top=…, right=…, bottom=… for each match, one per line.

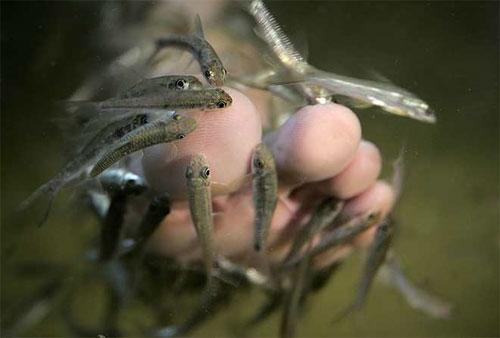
left=204, top=70, right=213, bottom=78
left=175, top=79, right=187, bottom=89
left=217, top=101, right=226, bottom=109
left=177, top=134, right=185, bottom=139
left=125, top=178, right=136, bottom=185
left=200, top=166, right=210, bottom=179
left=254, top=158, right=264, bottom=169
left=185, top=167, right=193, bottom=178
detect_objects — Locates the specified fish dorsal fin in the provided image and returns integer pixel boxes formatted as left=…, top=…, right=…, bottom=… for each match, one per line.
left=194, top=14, right=206, bottom=38
left=367, top=69, right=395, bottom=85
left=290, top=30, right=308, bottom=61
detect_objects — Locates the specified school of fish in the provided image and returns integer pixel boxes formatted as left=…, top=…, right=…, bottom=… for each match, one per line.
left=11, top=2, right=452, bottom=338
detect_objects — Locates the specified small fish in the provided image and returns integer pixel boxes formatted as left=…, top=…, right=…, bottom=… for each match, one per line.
left=332, top=217, right=395, bottom=323
left=99, top=168, right=148, bottom=196
left=90, top=113, right=197, bottom=177
left=185, top=154, right=215, bottom=279
left=98, top=87, right=232, bottom=110
left=283, top=212, right=379, bottom=269
left=131, top=193, right=171, bottom=257
left=153, top=15, right=227, bottom=86
left=380, top=252, right=453, bottom=319
left=245, top=0, right=436, bottom=123
left=281, top=246, right=311, bottom=338
left=217, top=256, right=273, bottom=290
left=2, top=279, right=61, bottom=337
left=246, top=0, right=308, bottom=72
left=153, top=280, right=224, bottom=338
left=98, top=196, right=128, bottom=262
left=118, top=75, right=204, bottom=99
left=19, top=113, right=155, bottom=226
left=283, top=197, right=344, bottom=264
left=252, top=143, right=278, bottom=251
left=285, top=72, right=437, bottom=123
left=98, top=169, right=147, bottom=262
left=246, top=292, right=283, bottom=327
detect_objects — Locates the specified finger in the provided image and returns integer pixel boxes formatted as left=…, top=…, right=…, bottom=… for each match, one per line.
left=266, top=103, right=361, bottom=191
left=294, top=140, right=382, bottom=201
left=141, top=87, right=262, bottom=199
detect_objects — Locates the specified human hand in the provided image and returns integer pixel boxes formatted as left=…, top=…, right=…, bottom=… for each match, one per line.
left=140, top=87, right=395, bottom=269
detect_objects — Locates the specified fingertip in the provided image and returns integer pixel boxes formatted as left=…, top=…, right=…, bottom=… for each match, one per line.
left=344, top=181, right=396, bottom=248
left=325, top=140, right=382, bottom=199
left=270, top=103, right=361, bottom=187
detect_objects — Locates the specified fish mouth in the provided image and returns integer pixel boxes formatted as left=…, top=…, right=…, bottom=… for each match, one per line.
left=415, top=108, right=437, bottom=123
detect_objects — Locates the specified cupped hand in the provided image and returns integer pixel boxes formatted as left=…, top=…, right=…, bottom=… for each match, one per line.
left=140, top=87, right=395, bottom=269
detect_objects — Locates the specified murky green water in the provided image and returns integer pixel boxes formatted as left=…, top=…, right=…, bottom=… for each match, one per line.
left=1, top=1, right=498, bottom=337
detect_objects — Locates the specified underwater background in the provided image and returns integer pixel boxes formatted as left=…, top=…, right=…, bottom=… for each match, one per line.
left=1, top=1, right=498, bottom=337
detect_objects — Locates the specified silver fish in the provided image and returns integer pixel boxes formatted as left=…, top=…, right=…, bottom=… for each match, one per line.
left=245, top=0, right=436, bottom=123
left=332, top=217, right=395, bottom=322
left=90, top=113, right=197, bottom=177
left=99, top=168, right=148, bottom=196
left=185, top=154, right=215, bottom=278
left=153, top=15, right=227, bottom=86
left=252, top=143, right=278, bottom=251
left=285, top=71, right=437, bottom=123
left=380, top=252, right=453, bottom=319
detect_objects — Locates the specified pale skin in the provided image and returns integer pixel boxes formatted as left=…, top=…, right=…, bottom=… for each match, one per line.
left=139, top=87, right=396, bottom=269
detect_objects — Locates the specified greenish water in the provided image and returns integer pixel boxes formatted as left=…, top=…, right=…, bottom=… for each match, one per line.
left=1, top=1, right=498, bottom=337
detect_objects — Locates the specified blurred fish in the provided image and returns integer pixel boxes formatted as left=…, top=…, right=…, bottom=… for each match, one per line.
left=153, top=15, right=227, bottom=86
left=281, top=244, right=312, bottom=338
left=98, top=168, right=147, bottom=262
left=244, top=0, right=436, bottom=123
left=246, top=292, right=283, bottom=327
left=130, top=193, right=171, bottom=258
left=2, top=279, right=62, bottom=337
left=217, top=256, right=274, bottom=291
left=185, top=154, right=215, bottom=280
left=90, top=113, right=197, bottom=177
left=283, top=212, right=380, bottom=269
left=252, top=143, right=278, bottom=251
left=99, top=168, right=148, bottom=195
left=380, top=253, right=453, bottom=319
left=118, top=75, right=204, bottom=98
left=332, top=217, right=395, bottom=323
left=283, top=197, right=344, bottom=264
left=98, top=194, right=127, bottom=262
left=86, top=191, right=110, bottom=220
left=153, top=280, right=225, bottom=338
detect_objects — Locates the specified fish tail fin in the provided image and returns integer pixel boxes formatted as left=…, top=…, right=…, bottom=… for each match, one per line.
left=57, top=99, right=99, bottom=115
left=331, top=297, right=363, bottom=324
left=18, top=179, right=63, bottom=227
